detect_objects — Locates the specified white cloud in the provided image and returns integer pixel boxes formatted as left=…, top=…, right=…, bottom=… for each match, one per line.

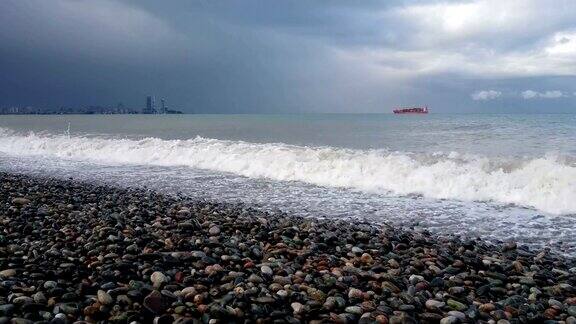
left=471, top=90, right=502, bottom=100
left=521, top=90, right=539, bottom=99
left=469, top=89, right=570, bottom=100
left=340, top=39, right=576, bottom=79
left=540, top=90, right=565, bottom=98
left=392, top=0, right=540, bottom=45
left=339, top=1, right=576, bottom=79
left=521, top=90, right=566, bottom=99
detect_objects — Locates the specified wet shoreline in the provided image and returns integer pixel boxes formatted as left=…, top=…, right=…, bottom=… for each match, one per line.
left=0, top=172, right=575, bottom=323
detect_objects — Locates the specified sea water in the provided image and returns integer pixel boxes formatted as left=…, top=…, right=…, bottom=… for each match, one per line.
left=0, top=114, right=575, bottom=253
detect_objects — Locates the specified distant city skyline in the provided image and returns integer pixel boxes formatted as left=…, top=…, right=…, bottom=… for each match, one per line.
left=1, top=1, right=575, bottom=113
left=143, top=95, right=178, bottom=114
left=0, top=95, right=181, bottom=115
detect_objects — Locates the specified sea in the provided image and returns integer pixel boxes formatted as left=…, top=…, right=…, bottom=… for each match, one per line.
left=0, top=114, right=575, bottom=254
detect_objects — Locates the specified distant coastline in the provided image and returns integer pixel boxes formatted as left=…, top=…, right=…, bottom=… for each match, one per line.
left=0, top=95, right=183, bottom=115
left=0, top=110, right=184, bottom=115
left=0, top=107, right=183, bottom=115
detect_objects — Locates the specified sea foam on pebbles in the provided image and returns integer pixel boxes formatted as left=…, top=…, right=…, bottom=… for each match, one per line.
left=0, top=172, right=575, bottom=323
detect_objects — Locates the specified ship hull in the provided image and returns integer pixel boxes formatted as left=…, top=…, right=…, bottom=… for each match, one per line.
left=393, top=106, right=429, bottom=114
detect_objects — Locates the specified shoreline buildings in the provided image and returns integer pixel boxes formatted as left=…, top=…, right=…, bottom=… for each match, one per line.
left=0, top=95, right=183, bottom=115
left=144, top=96, right=156, bottom=114
left=142, top=95, right=182, bottom=114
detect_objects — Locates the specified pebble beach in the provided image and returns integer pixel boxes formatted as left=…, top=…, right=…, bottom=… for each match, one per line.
left=1, top=172, right=575, bottom=324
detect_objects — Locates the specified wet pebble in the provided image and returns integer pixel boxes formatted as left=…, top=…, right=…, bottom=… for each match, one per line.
left=0, top=172, right=574, bottom=323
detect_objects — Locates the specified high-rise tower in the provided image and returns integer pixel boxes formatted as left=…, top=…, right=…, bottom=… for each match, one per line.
left=145, top=96, right=156, bottom=114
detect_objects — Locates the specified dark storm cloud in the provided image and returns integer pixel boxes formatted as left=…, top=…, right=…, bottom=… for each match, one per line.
left=0, top=0, right=575, bottom=112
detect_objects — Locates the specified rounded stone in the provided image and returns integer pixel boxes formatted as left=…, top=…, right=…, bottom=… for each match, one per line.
left=209, top=225, right=221, bottom=235
left=276, top=290, right=288, bottom=298
left=261, top=265, right=273, bottom=276
left=144, top=290, right=164, bottom=314
left=33, top=292, right=47, bottom=304
left=345, top=306, right=363, bottom=315
left=440, top=316, right=458, bottom=324
left=43, top=281, right=57, bottom=289
left=446, top=299, right=467, bottom=311
left=348, top=288, right=364, bottom=299
left=360, top=253, right=373, bottom=263
left=97, top=290, right=113, bottom=305
left=425, top=299, right=445, bottom=310
left=291, top=302, right=304, bottom=315
left=447, top=310, right=465, bottom=321
left=0, top=269, right=16, bottom=278
left=150, top=271, right=167, bottom=288
left=11, top=197, right=30, bottom=205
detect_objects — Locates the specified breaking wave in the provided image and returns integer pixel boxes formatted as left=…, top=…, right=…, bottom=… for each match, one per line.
left=0, top=127, right=574, bottom=215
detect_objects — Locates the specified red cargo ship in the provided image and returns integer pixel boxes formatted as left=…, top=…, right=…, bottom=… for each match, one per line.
left=393, top=106, right=429, bottom=114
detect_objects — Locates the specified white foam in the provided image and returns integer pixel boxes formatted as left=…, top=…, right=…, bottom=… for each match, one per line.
left=0, top=127, right=574, bottom=215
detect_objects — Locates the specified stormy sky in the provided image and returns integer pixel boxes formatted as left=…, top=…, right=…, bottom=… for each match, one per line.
left=1, top=0, right=576, bottom=113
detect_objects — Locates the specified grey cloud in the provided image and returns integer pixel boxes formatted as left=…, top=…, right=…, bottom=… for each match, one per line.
left=0, top=0, right=575, bottom=113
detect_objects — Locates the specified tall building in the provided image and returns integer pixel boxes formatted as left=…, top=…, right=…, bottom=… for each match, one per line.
left=161, top=99, right=167, bottom=114
left=145, top=95, right=156, bottom=114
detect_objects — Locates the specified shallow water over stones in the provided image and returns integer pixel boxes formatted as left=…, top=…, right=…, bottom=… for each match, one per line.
left=2, top=154, right=576, bottom=257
